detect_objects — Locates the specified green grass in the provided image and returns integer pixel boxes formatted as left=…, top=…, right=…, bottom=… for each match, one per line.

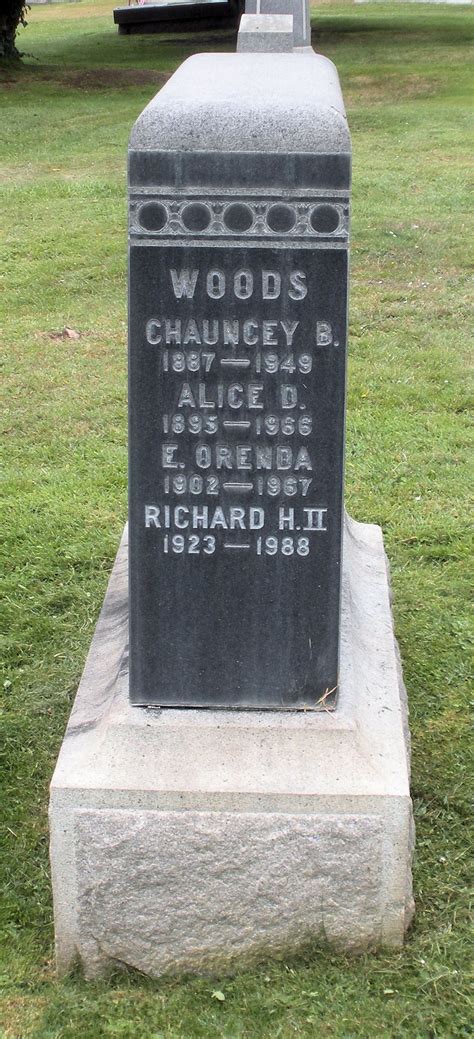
left=1, top=2, right=473, bottom=1036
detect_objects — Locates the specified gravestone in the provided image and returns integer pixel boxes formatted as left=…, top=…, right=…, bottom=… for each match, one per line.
left=49, top=10, right=414, bottom=978
left=113, top=0, right=244, bottom=36
left=244, top=0, right=310, bottom=48
left=128, top=56, right=349, bottom=710
left=237, top=13, right=294, bottom=50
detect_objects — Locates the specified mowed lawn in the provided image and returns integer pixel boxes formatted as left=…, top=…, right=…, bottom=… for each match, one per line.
left=0, top=2, right=472, bottom=1036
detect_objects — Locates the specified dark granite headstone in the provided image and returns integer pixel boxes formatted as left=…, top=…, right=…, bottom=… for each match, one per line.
left=114, top=0, right=243, bottom=36
left=128, top=53, right=351, bottom=708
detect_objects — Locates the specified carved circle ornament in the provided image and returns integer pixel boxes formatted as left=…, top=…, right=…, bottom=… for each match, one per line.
left=223, top=203, right=254, bottom=233
left=266, top=204, right=297, bottom=233
left=181, top=203, right=212, bottom=232
left=138, top=201, right=168, bottom=232
left=134, top=197, right=348, bottom=240
left=310, top=204, right=340, bottom=234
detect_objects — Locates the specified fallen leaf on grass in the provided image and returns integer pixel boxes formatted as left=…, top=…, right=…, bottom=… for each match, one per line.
left=48, top=327, right=82, bottom=341
left=211, top=990, right=226, bottom=1002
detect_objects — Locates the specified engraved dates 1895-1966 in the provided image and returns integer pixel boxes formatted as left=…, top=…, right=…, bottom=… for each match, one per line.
left=128, top=231, right=347, bottom=704
left=140, top=262, right=337, bottom=562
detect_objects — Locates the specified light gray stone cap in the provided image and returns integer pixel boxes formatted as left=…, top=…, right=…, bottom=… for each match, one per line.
left=237, top=14, right=294, bottom=52
left=129, top=52, right=350, bottom=155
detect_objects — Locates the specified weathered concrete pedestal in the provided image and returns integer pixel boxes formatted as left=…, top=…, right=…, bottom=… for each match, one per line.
left=50, top=516, right=414, bottom=978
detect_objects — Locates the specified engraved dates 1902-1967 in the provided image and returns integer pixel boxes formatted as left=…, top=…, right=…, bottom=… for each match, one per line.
left=140, top=263, right=337, bottom=557
left=129, top=227, right=348, bottom=707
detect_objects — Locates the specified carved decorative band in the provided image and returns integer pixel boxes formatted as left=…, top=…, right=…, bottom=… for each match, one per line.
left=129, top=195, right=349, bottom=241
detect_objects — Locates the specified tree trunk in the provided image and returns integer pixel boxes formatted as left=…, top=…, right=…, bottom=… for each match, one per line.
left=0, top=4, right=29, bottom=61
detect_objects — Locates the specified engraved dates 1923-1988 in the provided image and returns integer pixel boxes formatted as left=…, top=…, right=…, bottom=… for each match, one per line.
left=128, top=231, right=347, bottom=704
left=139, top=261, right=340, bottom=562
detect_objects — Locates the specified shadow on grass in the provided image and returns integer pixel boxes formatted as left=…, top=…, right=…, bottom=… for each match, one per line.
left=311, top=9, right=473, bottom=48
left=0, top=62, right=171, bottom=89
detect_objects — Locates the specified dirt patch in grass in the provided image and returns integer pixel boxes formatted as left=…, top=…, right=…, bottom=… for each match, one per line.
left=55, top=66, right=170, bottom=90
left=0, top=65, right=170, bottom=90
left=0, top=995, right=47, bottom=1039
left=346, top=72, right=438, bottom=106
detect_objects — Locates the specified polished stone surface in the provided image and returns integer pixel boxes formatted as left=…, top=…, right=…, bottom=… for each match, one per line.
left=128, top=52, right=351, bottom=707
left=114, top=0, right=243, bottom=34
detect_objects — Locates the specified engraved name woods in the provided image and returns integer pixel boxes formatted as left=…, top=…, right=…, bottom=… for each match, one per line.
left=144, top=264, right=337, bottom=558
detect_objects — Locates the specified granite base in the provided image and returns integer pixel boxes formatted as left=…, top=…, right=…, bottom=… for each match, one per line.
left=49, top=517, right=414, bottom=978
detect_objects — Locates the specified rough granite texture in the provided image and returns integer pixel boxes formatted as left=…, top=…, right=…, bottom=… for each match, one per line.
left=76, top=811, right=382, bottom=976
left=129, top=53, right=350, bottom=155
left=50, top=516, right=414, bottom=977
left=237, top=14, right=294, bottom=52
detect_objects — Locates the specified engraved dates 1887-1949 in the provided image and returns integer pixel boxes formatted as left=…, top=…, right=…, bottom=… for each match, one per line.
left=129, top=207, right=348, bottom=708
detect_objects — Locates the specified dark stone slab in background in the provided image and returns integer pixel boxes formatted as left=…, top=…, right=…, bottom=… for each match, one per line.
left=128, top=53, right=351, bottom=709
left=114, top=0, right=243, bottom=35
